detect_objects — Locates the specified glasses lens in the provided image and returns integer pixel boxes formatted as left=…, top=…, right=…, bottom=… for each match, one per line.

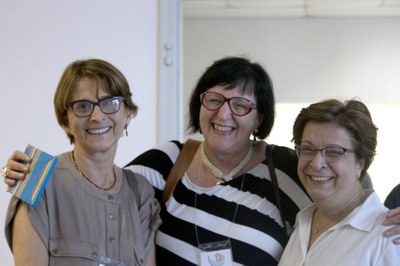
left=100, top=97, right=122, bottom=114
left=72, top=101, right=94, bottom=117
left=202, top=92, right=224, bottom=110
left=229, top=98, right=252, bottom=116
left=297, top=146, right=316, bottom=160
left=323, top=147, right=345, bottom=162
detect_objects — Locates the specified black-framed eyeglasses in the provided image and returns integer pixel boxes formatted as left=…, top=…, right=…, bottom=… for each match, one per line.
left=68, top=96, right=125, bottom=117
left=295, top=145, right=355, bottom=163
left=200, top=91, right=257, bottom=116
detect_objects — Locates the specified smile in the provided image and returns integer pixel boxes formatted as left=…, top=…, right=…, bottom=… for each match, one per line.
left=309, top=175, right=333, bottom=182
left=213, top=123, right=234, bottom=132
left=87, top=127, right=111, bottom=135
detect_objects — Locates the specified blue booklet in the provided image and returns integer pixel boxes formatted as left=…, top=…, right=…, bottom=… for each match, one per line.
left=7, top=144, right=58, bottom=206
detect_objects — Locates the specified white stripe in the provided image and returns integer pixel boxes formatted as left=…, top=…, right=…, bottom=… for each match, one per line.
left=156, top=231, right=244, bottom=266
left=154, top=141, right=181, bottom=163
left=124, top=165, right=165, bottom=191
left=274, top=168, right=312, bottom=209
left=156, top=231, right=199, bottom=264
left=251, top=164, right=311, bottom=209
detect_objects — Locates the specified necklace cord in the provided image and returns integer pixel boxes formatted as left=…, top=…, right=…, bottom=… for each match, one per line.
left=70, top=151, right=117, bottom=191
left=200, top=143, right=253, bottom=184
left=194, top=174, right=246, bottom=246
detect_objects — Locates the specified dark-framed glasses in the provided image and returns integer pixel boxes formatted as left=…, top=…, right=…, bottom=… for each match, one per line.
left=295, top=145, right=355, bottom=163
left=200, top=91, right=257, bottom=116
left=69, top=96, right=125, bottom=117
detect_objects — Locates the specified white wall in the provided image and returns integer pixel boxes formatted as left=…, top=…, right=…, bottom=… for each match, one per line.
left=0, top=0, right=159, bottom=264
left=183, top=18, right=400, bottom=202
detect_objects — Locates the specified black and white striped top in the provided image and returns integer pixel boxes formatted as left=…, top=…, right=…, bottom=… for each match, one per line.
left=125, top=140, right=311, bottom=265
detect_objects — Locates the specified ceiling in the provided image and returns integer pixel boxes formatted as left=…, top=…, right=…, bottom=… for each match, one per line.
left=183, top=0, right=400, bottom=18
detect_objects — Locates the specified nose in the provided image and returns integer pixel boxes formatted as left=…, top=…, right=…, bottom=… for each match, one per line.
left=90, top=105, right=105, bottom=121
left=216, top=101, right=232, bottom=118
left=308, top=151, right=327, bottom=169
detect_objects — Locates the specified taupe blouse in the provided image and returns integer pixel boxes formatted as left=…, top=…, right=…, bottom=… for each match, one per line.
left=5, top=152, right=161, bottom=266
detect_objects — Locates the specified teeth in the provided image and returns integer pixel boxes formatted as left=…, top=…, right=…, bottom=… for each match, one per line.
left=311, top=176, right=332, bottom=182
left=87, top=127, right=110, bottom=134
left=214, top=124, right=233, bottom=132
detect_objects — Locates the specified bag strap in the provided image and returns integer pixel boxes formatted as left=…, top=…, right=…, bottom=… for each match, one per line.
left=266, top=144, right=289, bottom=236
left=124, top=169, right=140, bottom=207
left=161, top=139, right=201, bottom=206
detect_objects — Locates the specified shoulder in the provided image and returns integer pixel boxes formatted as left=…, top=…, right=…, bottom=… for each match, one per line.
left=53, top=152, right=76, bottom=175
left=44, top=152, right=80, bottom=189
left=270, top=145, right=297, bottom=164
left=125, top=140, right=183, bottom=168
left=384, top=184, right=400, bottom=209
left=123, top=169, right=153, bottom=191
left=270, top=145, right=299, bottom=179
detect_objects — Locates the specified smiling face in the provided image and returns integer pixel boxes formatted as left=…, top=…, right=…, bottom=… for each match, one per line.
left=199, top=85, right=261, bottom=154
left=297, top=122, right=364, bottom=204
left=62, top=77, right=131, bottom=156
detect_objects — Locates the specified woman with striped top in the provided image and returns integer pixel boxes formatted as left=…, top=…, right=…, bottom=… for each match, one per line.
left=125, top=57, right=312, bottom=265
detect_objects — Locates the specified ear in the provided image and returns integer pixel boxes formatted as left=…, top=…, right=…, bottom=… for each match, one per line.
left=256, top=113, right=264, bottom=129
left=123, top=111, right=134, bottom=129
left=61, top=115, right=71, bottom=134
left=356, top=158, right=365, bottom=179
left=61, top=123, right=71, bottom=136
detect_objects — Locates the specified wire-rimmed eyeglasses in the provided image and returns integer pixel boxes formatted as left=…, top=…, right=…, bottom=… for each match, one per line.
left=200, top=91, right=257, bottom=116
left=295, top=145, right=355, bottom=163
left=68, top=96, right=125, bottom=117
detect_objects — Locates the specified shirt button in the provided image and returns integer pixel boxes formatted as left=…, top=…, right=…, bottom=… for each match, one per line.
left=107, top=195, right=114, bottom=201
left=52, top=248, right=58, bottom=254
left=109, top=237, right=116, bottom=243
left=108, top=214, right=115, bottom=220
left=92, top=252, right=98, bottom=259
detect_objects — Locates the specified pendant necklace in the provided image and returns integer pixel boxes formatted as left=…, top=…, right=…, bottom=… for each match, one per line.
left=70, top=151, right=117, bottom=191
left=200, top=142, right=253, bottom=185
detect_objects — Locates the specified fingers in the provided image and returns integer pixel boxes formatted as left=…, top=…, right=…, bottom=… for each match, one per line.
left=384, top=207, right=400, bottom=224
left=383, top=226, right=400, bottom=245
left=383, top=207, right=400, bottom=244
left=9, top=150, right=31, bottom=165
left=5, top=177, right=17, bottom=187
left=3, top=150, right=31, bottom=186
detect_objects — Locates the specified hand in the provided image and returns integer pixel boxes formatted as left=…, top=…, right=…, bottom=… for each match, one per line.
left=2, top=150, right=31, bottom=187
left=383, top=207, right=400, bottom=244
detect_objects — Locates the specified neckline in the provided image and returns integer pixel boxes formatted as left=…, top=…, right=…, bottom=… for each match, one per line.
left=70, top=151, right=117, bottom=191
left=200, top=142, right=253, bottom=184
left=310, top=189, right=367, bottom=235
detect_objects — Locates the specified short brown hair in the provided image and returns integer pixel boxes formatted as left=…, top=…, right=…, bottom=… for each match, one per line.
left=54, top=59, right=138, bottom=143
left=292, top=99, right=378, bottom=179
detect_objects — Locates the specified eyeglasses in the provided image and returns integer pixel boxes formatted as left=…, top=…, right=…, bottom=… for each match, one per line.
left=200, top=91, right=257, bottom=116
left=295, top=145, right=355, bottom=163
left=68, top=96, right=124, bottom=117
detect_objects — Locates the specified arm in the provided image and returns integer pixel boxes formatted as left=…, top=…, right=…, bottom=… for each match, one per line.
left=145, top=244, right=156, bottom=266
left=383, top=207, right=400, bottom=244
left=12, top=202, right=48, bottom=265
left=3, top=150, right=31, bottom=186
